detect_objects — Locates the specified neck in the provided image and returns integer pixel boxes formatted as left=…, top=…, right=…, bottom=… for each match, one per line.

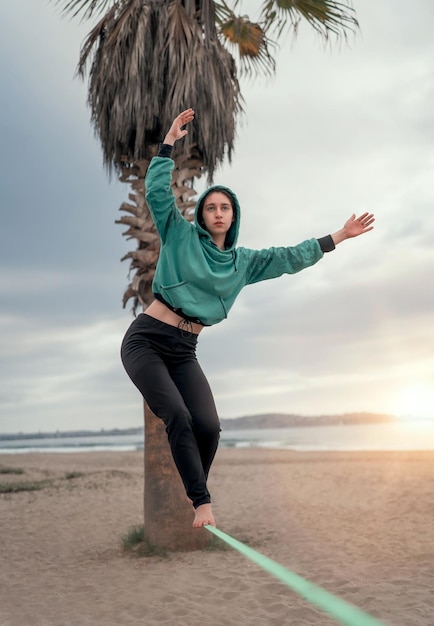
left=212, top=234, right=226, bottom=250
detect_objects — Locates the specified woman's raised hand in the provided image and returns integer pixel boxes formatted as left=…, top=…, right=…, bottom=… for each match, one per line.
left=164, top=109, right=195, bottom=146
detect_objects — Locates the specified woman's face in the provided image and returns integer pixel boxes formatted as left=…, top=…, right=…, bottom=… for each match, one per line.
left=200, top=192, right=234, bottom=241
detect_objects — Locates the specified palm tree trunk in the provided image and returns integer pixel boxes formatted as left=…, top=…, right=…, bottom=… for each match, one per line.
left=144, top=403, right=210, bottom=550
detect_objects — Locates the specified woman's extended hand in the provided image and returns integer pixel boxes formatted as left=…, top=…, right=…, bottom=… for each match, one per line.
left=332, top=212, right=375, bottom=245
left=343, top=212, right=375, bottom=238
left=164, top=108, right=195, bottom=146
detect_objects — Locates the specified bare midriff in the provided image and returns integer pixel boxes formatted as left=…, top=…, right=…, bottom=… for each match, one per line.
left=144, top=299, right=205, bottom=335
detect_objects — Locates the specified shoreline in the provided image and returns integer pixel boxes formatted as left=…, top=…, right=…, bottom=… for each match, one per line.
left=1, top=448, right=433, bottom=625
left=2, top=417, right=434, bottom=455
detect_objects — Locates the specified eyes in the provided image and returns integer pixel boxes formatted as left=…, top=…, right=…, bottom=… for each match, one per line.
left=204, top=204, right=232, bottom=213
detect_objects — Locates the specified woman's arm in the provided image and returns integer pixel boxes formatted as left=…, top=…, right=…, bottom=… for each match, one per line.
left=145, top=109, right=195, bottom=241
left=244, top=212, right=375, bottom=285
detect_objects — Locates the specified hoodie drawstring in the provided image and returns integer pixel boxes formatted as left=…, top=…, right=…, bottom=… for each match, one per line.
left=232, top=250, right=238, bottom=273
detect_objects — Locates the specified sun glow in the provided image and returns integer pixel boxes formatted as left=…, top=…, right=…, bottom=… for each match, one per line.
left=392, top=383, right=434, bottom=420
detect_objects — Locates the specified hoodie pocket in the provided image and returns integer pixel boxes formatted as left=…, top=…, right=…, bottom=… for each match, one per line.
left=161, top=281, right=227, bottom=323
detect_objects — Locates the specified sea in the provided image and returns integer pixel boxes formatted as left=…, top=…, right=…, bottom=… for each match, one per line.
left=1, top=419, right=434, bottom=454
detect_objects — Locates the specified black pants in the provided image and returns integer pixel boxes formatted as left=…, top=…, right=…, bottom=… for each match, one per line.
left=120, top=314, right=220, bottom=508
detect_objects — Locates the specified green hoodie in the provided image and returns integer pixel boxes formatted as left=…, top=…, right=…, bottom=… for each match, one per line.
left=145, top=156, right=325, bottom=326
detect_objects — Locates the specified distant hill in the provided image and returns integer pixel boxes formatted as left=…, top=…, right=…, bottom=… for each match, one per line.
left=220, top=412, right=396, bottom=430
left=0, top=413, right=397, bottom=441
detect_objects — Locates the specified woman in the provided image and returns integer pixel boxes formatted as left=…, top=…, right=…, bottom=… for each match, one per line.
left=121, top=109, right=375, bottom=528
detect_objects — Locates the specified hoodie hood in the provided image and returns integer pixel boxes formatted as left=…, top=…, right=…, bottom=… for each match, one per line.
left=194, top=185, right=241, bottom=250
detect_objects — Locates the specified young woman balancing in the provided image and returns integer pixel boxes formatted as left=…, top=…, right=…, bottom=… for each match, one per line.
left=121, top=109, right=375, bottom=529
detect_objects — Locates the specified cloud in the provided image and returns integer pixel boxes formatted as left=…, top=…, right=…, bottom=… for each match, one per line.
left=0, top=312, right=142, bottom=432
left=1, top=0, right=433, bottom=432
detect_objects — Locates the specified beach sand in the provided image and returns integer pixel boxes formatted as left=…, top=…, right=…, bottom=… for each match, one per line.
left=0, top=448, right=433, bottom=626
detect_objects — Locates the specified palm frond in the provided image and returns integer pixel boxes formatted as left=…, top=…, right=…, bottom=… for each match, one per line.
left=163, top=2, right=242, bottom=177
left=219, top=14, right=276, bottom=77
left=215, top=1, right=276, bottom=76
left=53, top=0, right=117, bottom=20
left=76, top=6, right=116, bottom=76
left=77, top=0, right=242, bottom=180
left=260, top=0, right=358, bottom=41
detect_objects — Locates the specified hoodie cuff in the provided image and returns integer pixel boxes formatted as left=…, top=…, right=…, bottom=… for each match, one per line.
left=157, top=143, right=174, bottom=158
left=317, top=235, right=335, bottom=253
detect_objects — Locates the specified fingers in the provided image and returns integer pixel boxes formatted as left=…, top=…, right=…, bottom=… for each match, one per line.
left=178, top=108, right=195, bottom=124
left=356, top=211, right=374, bottom=222
left=166, top=109, right=195, bottom=143
left=356, top=212, right=375, bottom=227
left=175, top=109, right=195, bottom=137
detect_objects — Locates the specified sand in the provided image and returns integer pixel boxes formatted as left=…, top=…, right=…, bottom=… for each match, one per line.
left=0, top=448, right=433, bottom=626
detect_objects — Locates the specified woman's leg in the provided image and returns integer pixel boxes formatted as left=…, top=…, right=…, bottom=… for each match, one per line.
left=169, top=358, right=220, bottom=481
left=120, top=316, right=218, bottom=512
left=169, top=358, right=220, bottom=528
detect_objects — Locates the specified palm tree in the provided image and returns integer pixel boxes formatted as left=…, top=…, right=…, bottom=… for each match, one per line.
left=54, top=0, right=358, bottom=550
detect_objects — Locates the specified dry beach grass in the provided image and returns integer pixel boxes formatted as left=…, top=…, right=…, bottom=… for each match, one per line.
left=1, top=448, right=433, bottom=625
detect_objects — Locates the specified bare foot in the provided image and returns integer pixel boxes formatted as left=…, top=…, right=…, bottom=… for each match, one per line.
left=192, top=503, right=216, bottom=528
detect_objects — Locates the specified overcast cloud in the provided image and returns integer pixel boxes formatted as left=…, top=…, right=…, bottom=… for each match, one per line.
left=1, top=1, right=433, bottom=433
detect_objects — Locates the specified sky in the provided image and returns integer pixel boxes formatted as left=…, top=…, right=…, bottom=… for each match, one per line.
left=1, top=1, right=434, bottom=434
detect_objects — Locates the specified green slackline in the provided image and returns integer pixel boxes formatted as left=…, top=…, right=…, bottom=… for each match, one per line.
left=205, top=525, right=386, bottom=626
